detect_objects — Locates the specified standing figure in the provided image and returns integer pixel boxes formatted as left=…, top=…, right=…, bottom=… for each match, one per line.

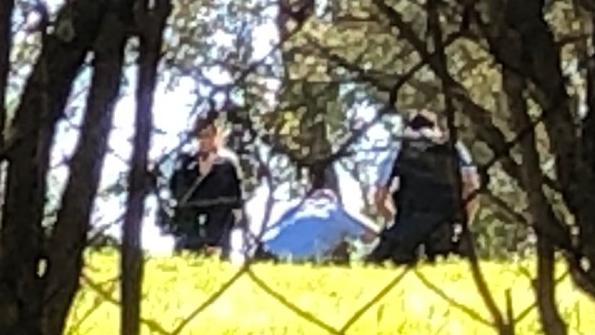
left=366, top=110, right=480, bottom=265
left=163, top=111, right=245, bottom=260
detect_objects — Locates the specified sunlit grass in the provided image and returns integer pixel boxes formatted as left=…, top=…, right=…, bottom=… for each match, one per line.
left=65, top=250, right=595, bottom=335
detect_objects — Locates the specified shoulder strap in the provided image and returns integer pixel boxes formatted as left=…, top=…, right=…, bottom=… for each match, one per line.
left=169, top=153, right=197, bottom=200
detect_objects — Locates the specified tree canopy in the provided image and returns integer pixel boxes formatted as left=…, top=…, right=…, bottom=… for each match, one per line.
left=1, top=0, right=595, bottom=335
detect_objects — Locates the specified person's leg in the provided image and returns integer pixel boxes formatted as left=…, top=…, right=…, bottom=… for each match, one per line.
left=366, top=215, right=420, bottom=265
left=387, top=222, right=421, bottom=265
left=387, top=212, right=446, bottom=265
left=219, top=218, right=237, bottom=261
left=453, top=222, right=472, bottom=259
left=173, top=236, right=186, bottom=253
left=424, top=221, right=455, bottom=262
left=186, top=235, right=208, bottom=252
left=365, top=226, right=398, bottom=263
left=424, top=242, right=437, bottom=263
left=201, top=212, right=234, bottom=260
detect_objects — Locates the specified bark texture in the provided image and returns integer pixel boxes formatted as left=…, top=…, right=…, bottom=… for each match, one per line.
left=0, top=1, right=107, bottom=334
left=121, top=1, right=171, bottom=334
left=503, top=0, right=595, bottom=301
left=42, top=4, right=129, bottom=335
left=0, top=0, right=14, bottom=149
left=501, top=32, right=567, bottom=335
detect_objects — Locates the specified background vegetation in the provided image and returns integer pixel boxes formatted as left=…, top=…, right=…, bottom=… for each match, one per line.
left=1, top=0, right=595, bottom=334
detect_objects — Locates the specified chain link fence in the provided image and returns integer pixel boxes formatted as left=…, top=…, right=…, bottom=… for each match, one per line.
left=63, top=81, right=592, bottom=333
left=48, top=2, right=595, bottom=334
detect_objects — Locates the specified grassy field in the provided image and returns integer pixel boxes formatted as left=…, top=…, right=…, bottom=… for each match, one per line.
left=66, top=250, right=595, bottom=335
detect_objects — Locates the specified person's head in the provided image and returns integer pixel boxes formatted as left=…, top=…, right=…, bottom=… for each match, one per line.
left=404, top=109, right=446, bottom=142
left=408, top=113, right=435, bottom=131
left=407, top=109, right=440, bottom=129
left=194, top=111, right=219, bottom=155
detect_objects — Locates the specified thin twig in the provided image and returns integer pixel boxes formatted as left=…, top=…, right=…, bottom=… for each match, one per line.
left=514, top=271, right=570, bottom=323
left=247, top=268, right=342, bottom=335
left=339, top=268, right=410, bottom=333
left=413, top=269, right=494, bottom=327
left=81, top=274, right=171, bottom=335
left=66, top=279, right=116, bottom=335
left=170, top=265, right=248, bottom=335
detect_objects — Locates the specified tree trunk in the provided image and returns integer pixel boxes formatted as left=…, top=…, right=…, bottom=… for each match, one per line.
left=567, top=14, right=595, bottom=297
left=501, top=33, right=567, bottom=334
left=42, top=6, right=129, bottom=335
left=0, top=1, right=107, bottom=334
left=569, top=14, right=595, bottom=297
left=536, top=238, right=567, bottom=335
left=425, top=2, right=510, bottom=332
left=586, top=19, right=595, bottom=191
left=121, top=2, right=170, bottom=335
left=505, top=0, right=595, bottom=300
left=0, top=0, right=14, bottom=149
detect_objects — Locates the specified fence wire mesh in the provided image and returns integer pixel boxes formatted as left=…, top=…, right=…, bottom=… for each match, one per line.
left=65, top=72, right=588, bottom=333
left=48, top=2, right=594, bottom=334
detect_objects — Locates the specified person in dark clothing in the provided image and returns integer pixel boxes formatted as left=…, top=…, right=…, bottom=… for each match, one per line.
left=366, top=110, right=480, bottom=265
left=164, top=112, right=245, bottom=260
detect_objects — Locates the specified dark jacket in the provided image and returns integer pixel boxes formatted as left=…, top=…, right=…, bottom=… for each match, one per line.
left=167, top=152, right=243, bottom=249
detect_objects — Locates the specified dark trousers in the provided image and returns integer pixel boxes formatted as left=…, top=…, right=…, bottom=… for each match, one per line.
left=424, top=222, right=458, bottom=262
left=367, top=211, right=450, bottom=265
left=173, top=219, right=234, bottom=260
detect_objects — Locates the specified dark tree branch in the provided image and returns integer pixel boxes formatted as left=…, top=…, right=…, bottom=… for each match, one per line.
left=67, top=277, right=117, bottom=334
left=474, top=0, right=595, bottom=302
left=501, top=28, right=567, bottom=334
left=567, top=14, right=595, bottom=299
left=413, top=269, right=493, bottom=327
left=170, top=267, right=247, bottom=335
left=0, top=0, right=14, bottom=150
left=504, top=288, right=516, bottom=335
left=246, top=269, right=342, bottom=335
left=43, top=4, right=129, bottom=335
left=339, top=268, right=410, bottom=333
left=0, top=1, right=108, bottom=333
left=514, top=271, right=569, bottom=324
left=423, top=1, right=508, bottom=332
left=372, top=0, right=563, bottom=197
left=81, top=274, right=171, bottom=335
left=304, top=34, right=466, bottom=169
left=120, top=1, right=171, bottom=335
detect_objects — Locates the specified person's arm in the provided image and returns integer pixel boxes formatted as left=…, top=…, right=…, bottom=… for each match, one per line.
left=456, top=141, right=480, bottom=223
left=361, top=224, right=379, bottom=243
left=226, top=159, right=246, bottom=227
left=461, top=167, right=480, bottom=223
left=374, top=185, right=393, bottom=221
left=375, top=148, right=400, bottom=221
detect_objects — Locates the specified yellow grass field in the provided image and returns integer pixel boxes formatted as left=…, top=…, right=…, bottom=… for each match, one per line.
left=66, top=250, right=595, bottom=335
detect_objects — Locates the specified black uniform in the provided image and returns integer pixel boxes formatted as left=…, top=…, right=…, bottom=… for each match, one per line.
left=165, top=152, right=243, bottom=258
left=367, top=137, right=464, bottom=265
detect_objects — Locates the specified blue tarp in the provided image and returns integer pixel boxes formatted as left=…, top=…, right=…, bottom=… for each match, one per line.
left=259, top=190, right=378, bottom=262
